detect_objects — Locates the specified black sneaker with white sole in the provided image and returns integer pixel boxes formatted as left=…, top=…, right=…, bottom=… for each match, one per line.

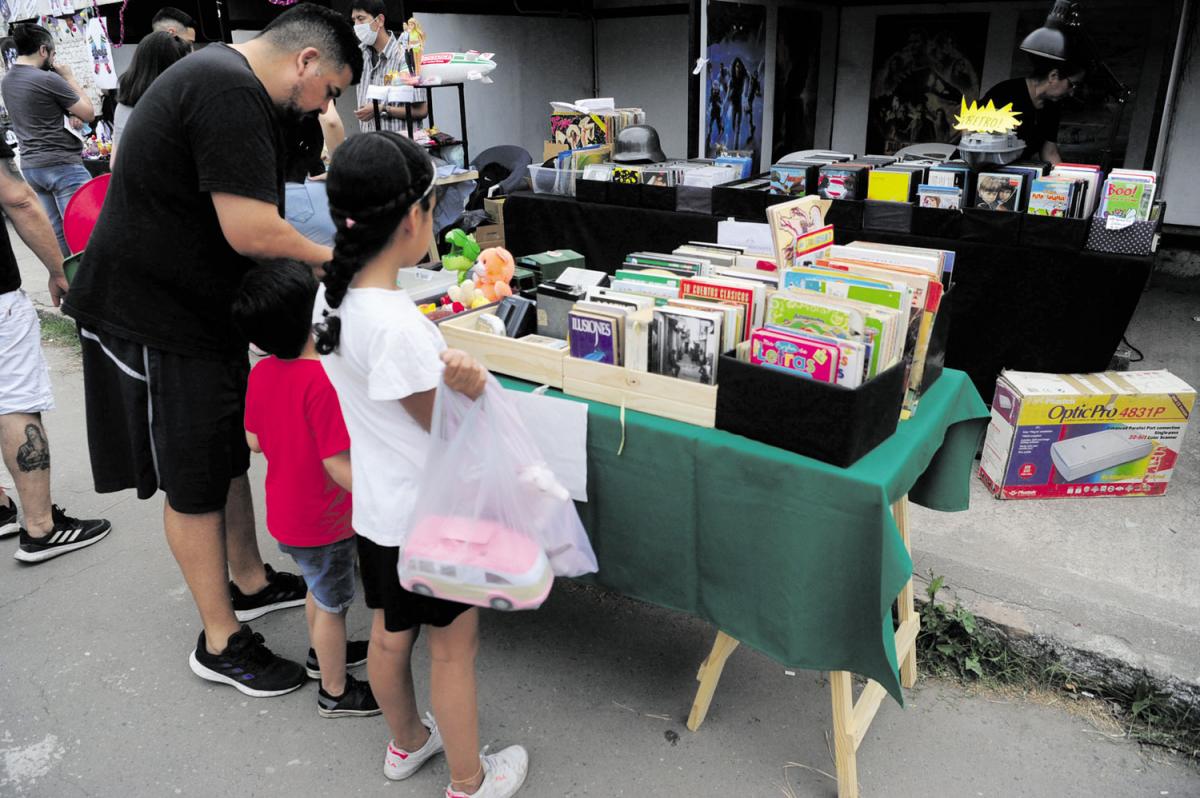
left=229, top=563, right=307, bottom=622
left=306, top=639, right=369, bottom=679
left=0, top=497, right=18, bottom=538
left=13, top=506, right=111, bottom=563
left=188, top=625, right=306, bottom=698
left=317, top=674, right=381, bottom=718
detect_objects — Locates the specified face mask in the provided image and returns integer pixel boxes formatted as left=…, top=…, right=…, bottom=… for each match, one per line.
left=354, top=22, right=377, bottom=46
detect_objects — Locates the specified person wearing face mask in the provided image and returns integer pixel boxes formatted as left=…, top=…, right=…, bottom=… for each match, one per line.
left=62, top=4, right=363, bottom=699
left=982, top=56, right=1087, bottom=165
left=350, top=0, right=427, bottom=132
left=0, top=23, right=96, bottom=255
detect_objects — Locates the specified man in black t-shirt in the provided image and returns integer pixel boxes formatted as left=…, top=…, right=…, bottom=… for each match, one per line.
left=0, top=138, right=111, bottom=563
left=63, top=4, right=362, bottom=698
left=982, top=56, right=1086, bottom=165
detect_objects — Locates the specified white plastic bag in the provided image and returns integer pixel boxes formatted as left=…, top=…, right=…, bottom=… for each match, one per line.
left=400, top=375, right=598, bottom=611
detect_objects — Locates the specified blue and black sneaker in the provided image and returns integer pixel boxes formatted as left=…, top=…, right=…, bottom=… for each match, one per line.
left=188, top=626, right=305, bottom=698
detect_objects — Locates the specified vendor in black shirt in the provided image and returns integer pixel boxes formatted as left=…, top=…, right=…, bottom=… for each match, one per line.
left=982, top=57, right=1086, bottom=165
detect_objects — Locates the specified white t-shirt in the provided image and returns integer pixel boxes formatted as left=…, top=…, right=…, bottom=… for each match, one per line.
left=314, top=285, right=445, bottom=547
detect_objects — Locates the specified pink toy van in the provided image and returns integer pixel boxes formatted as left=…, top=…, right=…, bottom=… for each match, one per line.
left=399, top=515, right=553, bottom=611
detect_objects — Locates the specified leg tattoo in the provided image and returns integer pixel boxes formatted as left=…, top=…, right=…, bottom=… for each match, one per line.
left=16, top=424, right=50, bottom=472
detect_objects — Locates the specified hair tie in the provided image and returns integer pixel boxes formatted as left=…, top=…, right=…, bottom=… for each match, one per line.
left=345, top=218, right=357, bottom=228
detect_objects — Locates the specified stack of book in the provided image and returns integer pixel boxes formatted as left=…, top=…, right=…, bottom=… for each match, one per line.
left=549, top=99, right=646, bottom=149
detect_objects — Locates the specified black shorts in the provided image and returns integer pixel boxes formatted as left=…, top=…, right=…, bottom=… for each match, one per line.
left=78, top=327, right=250, bottom=514
left=357, top=535, right=472, bottom=633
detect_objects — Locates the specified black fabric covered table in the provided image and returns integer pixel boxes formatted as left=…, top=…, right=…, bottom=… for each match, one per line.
left=503, top=192, right=1153, bottom=403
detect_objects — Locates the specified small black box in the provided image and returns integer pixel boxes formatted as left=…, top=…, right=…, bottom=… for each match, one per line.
left=863, top=200, right=914, bottom=234
left=715, top=357, right=907, bottom=467
left=961, top=206, right=1022, bottom=243
left=1020, top=214, right=1088, bottom=252
left=575, top=178, right=609, bottom=205
left=826, top=199, right=864, bottom=231
left=911, top=206, right=963, bottom=239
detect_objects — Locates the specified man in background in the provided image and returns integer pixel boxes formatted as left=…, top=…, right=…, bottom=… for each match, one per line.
left=982, top=57, right=1086, bottom=165
left=1, top=23, right=95, bottom=255
left=350, top=0, right=427, bottom=131
left=152, top=7, right=198, bottom=46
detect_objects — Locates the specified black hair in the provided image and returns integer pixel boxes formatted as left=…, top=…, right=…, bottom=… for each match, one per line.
left=314, top=131, right=436, bottom=355
left=9, top=23, right=53, bottom=57
left=1030, top=55, right=1085, bottom=81
left=351, top=0, right=387, bottom=18
left=260, top=2, right=363, bottom=86
left=151, top=7, right=197, bottom=33
left=117, top=31, right=191, bottom=107
left=232, top=262, right=319, bottom=360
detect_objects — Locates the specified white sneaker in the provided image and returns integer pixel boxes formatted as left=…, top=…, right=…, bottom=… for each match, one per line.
left=445, top=744, right=529, bottom=798
left=384, top=713, right=444, bottom=780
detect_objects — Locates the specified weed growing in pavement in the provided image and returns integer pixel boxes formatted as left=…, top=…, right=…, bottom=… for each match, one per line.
left=37, top=310, right=81, bottom=353
left=917, top=572, right=1200, bottom=759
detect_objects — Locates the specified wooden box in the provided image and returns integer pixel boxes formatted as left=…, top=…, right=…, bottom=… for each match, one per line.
left=562, top=358, right=718, bottom=428
left=439, top=308, right=567, bottom=388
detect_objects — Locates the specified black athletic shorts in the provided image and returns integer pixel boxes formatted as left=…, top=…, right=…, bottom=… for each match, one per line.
left=78, top=327, right=251, bottom=515
left=357, top=535, right=472, bottom=633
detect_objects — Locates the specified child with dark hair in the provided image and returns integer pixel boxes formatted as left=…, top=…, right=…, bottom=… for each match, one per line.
left=112, top=30, right=192, bottom=155
left=313, top=131, right=528, bottom=797
left=232, top=262, right=379, bottom=719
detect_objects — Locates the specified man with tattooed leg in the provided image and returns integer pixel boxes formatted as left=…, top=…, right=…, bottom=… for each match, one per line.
left=0, top=134, right=110, bottom=563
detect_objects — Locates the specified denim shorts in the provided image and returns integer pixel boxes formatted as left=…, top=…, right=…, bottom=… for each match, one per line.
left=278, top=536, right=358, bottom=614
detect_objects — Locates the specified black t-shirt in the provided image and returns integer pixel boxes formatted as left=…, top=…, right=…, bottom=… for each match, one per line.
left=283, top=113, right=326, bottom=184
left=0, top=138, right=22, bottom=295
left=64, top=44, right=285, bottom=359
left=981, top=77, right=1061, bottom=162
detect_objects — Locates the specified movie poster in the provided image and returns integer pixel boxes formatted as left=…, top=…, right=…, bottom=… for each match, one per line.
left=1011, top=7, right=1148, bottom=167
left=706, top=1, right=766, bottom=170
left=772, top=7, right=821, bottom=162
left=866, top=13, right=989, bottom=155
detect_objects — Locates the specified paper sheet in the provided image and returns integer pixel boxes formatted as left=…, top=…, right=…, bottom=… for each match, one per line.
left=718, top=220, right=774, bottom=254
left=506, top=388, right=589, bottom=503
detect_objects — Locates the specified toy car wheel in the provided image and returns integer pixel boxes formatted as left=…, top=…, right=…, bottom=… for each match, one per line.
left=489, top=597, right=513, bottom=611
left=411, top=583, right=434, bottom=597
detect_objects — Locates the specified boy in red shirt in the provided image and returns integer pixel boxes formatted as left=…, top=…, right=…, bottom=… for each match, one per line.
left=233, top=263, right=379, bottom=718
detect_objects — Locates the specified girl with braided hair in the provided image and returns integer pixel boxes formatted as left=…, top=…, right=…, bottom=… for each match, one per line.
left=313, top=131, right=528, bottom=798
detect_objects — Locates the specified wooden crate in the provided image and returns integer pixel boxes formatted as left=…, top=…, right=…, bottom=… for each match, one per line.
left=562, top=358, right=717, bottom=427
left=439, top=309, right=567, bottom=389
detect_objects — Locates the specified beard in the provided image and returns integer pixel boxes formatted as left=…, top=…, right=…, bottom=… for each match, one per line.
left=276, top=84, right=307, bottom=127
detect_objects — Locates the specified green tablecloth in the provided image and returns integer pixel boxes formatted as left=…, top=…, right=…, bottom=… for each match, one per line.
left=502, top=369, right=988, bottom=703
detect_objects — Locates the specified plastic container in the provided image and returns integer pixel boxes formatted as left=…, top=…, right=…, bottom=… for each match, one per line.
left=526, top=165, right=582, bottom=197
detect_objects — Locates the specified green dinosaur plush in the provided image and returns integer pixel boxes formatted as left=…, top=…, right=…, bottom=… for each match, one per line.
left=442, top=228, right=481, bottom=284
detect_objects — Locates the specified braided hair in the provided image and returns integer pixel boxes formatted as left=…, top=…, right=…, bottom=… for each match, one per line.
left=314, top=131, right=436, bottom=354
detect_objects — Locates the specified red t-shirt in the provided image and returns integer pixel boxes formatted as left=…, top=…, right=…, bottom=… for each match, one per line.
left=244, top=357, right=353, bottom=547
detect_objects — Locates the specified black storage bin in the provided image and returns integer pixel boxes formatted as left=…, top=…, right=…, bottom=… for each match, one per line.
left=712, top=175, right=772, bottom=220
left=715, top=356, right=907, bottom=467
left=863, top=200, right=914, bottom=233
left=1085, top=217, right=1157, bottom=256
left=638, top=183, right=678, bottom=212
left=918, top=286, right=954, bottom=394
left=826, top=199, right=864, bottom=232
left=675, top=184, right=713, bottom=215
left=911, top=206, right=963, bottom=239
left=575, top=178, right=609, bottom=205
left=960, top=207, right=1022, bottom=243
left=608, top=181, right=640, bottom=208
left=1020, top=214, right=1088, bottom=252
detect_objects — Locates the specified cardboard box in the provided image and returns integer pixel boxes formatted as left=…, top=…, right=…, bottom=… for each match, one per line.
left=979, top=370, right=1195, bottom=499
left=474, top=224, right=505, bottom=248
left=484, top=197, right=506, bottom=226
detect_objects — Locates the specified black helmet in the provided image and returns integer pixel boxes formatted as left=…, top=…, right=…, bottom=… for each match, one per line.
left=612, top=125, right=667, bottom=164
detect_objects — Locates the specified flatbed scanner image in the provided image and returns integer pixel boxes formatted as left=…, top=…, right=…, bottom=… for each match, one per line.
left=1050, top=429, right=1154, bottom=482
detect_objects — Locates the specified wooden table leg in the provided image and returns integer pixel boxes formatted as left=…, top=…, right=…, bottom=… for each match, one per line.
left=830, top=670, right=859, bottom=798
left=893, top=496, right=919, bottom=689
left=686, top=630, right=740, bottom=732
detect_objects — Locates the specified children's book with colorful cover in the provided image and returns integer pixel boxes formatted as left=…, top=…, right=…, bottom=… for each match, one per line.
left=766, top=293, right=865, bottom=341
left=749, top=328, right=841, bottom=384
left=781, top=268, right=910, bottom=313
left=765, top=197, right=832, bottom=271
left=1099, top=177, right=1156, bottom=220
left=917, top=185, right=962, bottom=210
left=1026, top=178, right=1076, bottom=216
left=761, top=326, right=867, bottom=387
